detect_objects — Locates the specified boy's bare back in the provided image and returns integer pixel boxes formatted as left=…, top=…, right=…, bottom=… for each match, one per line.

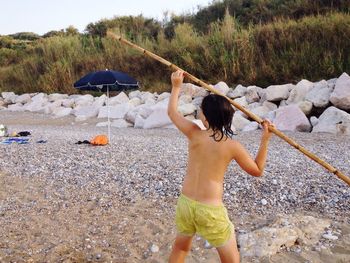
left=182, top=129, right=237, bottom=206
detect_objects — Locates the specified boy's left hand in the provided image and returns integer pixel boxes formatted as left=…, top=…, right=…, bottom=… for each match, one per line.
left=171, top=70, right=184, bottom=89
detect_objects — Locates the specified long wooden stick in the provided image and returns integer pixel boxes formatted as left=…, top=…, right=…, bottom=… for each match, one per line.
left=107, top=31, right=350, bottom=186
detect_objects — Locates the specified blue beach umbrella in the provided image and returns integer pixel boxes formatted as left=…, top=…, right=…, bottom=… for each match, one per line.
left=74, top=70, right=139, bottom=142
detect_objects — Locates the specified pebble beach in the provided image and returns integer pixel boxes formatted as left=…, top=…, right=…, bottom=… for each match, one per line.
left=0, top=111, right=350, bottom=262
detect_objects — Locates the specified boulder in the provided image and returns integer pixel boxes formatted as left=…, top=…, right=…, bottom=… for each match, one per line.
left=329, top=72, right=350, bottom=110
left=266, top=84, right=293, bottom=102
left=250, top=106, right=271, bottom=119
left=244, top=87, right=260, bottom=104
left=305, top=80, right=333, bottom=108
left=157, top=92, right=171, bottom=101
left=179, top=94, right=192, bottom=105
left=242, top=122, right=259, bottom=132
left=143, top=104, right=172, bottom=129
left=129, top=97, right=142, bottom=107
left=1, top=92, right=17, bottom=104
left=44, top=101, right=62, bottom=115
left=128, top=90, right=142, bottom=100
left=262, top=101, right=278, bottom=111
left=92, top=94, right=107, bottom=108
left=73, top=105, right=100, bottom=118
left=134, top=114, right=146, bottom=128
left=232, top=114, right=251, bottom=131
left=312, top=106, right=350, bottom=135
left=98, top=103, right=132, bottom=119
left=227, top=84, right=247, bottom=99
left=233, top=96, right=248, bottom=111
left=192, top=97, right=204, bottom=108
left=74, top=94, right=94, bottom=107
left=178, top=103, right=196, bottom=116
left=297, top=101, right=313, bottom=116
left=238, top=215, right=330, bottom=258
left=274, top=104, right=311, bottom=132
left=213, top=81, right=230, bottom=96
left=62, top=98, right=75, bottom=108
left=24, top=94, right=48, bottom=112
left=245, top=87, right=260, bottom=104
left=181, top=83, right=209, bottom=98
left=141, top=92, right=156, bottom=103
left=310, top=116, right=319, bottom=127
left=109, top=92, right=129, bottom=105
left=15, top=94, right=31, bottom=104
left=48, top=93, right=68, bottom=102
left=286, top=79, right=314, bottom=104
left=7, top=103, right=25, bottom=112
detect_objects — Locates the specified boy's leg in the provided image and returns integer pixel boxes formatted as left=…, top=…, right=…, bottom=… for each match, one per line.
left=216, top=234, right=240, bottom=263
left=168, top=234, right=193, bottom=263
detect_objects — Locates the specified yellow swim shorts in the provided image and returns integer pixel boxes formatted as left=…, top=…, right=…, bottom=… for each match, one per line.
left=175, top=193, right=234, bottom=247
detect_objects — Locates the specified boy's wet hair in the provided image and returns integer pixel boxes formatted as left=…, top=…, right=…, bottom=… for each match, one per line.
left=201, top=94, right=235, bottom=141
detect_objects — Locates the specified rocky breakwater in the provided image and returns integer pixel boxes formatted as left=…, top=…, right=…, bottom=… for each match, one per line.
left=1, top=72, right=350, bottom=135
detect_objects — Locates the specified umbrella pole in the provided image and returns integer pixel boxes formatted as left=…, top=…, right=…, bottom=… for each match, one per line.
left=107, top=86, right=111, bottom=143
left=107, top=31, right=350, bottom=187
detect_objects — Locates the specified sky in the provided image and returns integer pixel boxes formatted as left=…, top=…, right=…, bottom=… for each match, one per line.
left=0, top=0, right=212, bottom=36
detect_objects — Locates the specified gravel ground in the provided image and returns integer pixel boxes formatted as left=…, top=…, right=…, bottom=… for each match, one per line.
left=0, top=111, right=349, bottom=262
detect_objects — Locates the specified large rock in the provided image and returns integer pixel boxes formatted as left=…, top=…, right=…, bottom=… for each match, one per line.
left=178, top=103, right=196, bottom=116
left=143, top=104, right=172, bottom=129
left=73, top=105, right=100, bottom=118
left=305, top=80, right=333, bottom=108
left=274, top=104, right=311, bottom=132
left=129, top=97, right=142, bottom=107
left=15, top=94, right=31, bottom=104
left=62, top=98, right=75, bottom=108
left=250, top=106, right=271, bottom=119
left=141, top=92, right=156, bottom=103
left=213, top=81, right=230, bottom=96
left=74, top=94, right=94, bottom=107
left=48, top=93, right=68, bottom=102
left=134, top=114, right=146, bottom=128
left=181, top=83, right=208, bottom=98
left=157, top=92, right=171, bottom=101
left=266, top=84, right=293, bottom=102
left=92, top=94, right=107, bottom=108
left=233, top=96, right=248, bottom=111
left=97, top=103, right=132, bottom=119
left=329, top=72, right=350, bottom=110
left=7, top=103, right=25, bottom=112
left=179, top=94, right=192, bottom=105
left=238, top=215, right=330, bottom=258
left=23, top=93, right=48, bottom=112
left=232, top=114, right=251, bottom=131
left=297, top=101, right=313, bottom=116
left=312, top=106, right=350, bottom=135
left=245, top=86, right=261, bottom=104
left=1, top=92, right=17, bottom=104
left=227, top=84, right=247, bottom=99
left=128, top=90, right=142, bottom=100
left=286, top=79, right=314, bottom=104
left=109, top=92, right=129, bottom=105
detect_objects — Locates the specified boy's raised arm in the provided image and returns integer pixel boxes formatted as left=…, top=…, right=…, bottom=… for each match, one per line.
left=168, top=70, right=200, bottom=138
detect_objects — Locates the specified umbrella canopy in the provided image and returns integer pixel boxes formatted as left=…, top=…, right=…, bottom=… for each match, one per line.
left=74, top=70, right=139, bottom=91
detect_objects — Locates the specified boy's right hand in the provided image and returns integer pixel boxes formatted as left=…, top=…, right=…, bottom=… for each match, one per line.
left=261, top=119, right=275, bottom=140
left=171, top=70, right=184, bottom=89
